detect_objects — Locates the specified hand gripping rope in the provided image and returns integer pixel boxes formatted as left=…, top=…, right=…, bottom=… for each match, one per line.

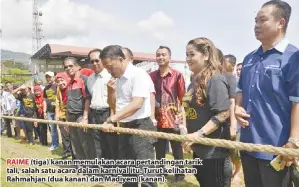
left=1, top=115, right=299, bottom=157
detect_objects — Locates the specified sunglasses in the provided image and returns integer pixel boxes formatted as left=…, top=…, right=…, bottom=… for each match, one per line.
left=64, top=65, right=74, bottom=69
left=90, top=59, right=101, bottom=64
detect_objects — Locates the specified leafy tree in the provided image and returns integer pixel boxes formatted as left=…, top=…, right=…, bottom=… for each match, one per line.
left=1, top=68, right=32, bottom=85
left=2, top=60, right=29, bottom=69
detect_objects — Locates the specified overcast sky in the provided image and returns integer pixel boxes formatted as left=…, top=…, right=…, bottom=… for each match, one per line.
left=1, top=0, right=299, bottom=63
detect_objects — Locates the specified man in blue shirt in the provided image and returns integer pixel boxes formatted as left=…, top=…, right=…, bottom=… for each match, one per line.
left=235, top=1, right=299, bottom=187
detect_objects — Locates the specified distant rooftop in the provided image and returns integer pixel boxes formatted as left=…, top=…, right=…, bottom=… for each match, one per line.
left=32, top=44, right=185, bottom=63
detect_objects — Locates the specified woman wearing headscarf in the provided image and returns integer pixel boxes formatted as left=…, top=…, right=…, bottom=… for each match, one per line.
left=55, top=72, right=73, bottom=159
left=33, top=85, right=47, bottom=146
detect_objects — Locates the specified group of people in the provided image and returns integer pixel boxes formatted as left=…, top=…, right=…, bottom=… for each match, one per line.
left=1, top=0, right=299, bottom=187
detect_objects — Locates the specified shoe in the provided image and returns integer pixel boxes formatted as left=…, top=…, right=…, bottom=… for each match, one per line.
left=49, top=146, right=59, bottom=151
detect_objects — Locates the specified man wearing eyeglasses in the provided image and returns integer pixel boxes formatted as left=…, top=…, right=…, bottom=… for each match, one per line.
left=86, top=49, right=118, bottom=164
left=63, top=57, right=95, bottom=165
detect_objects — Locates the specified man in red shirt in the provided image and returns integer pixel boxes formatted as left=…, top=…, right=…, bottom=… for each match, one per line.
left=150, top=46, right=186, bottom=182
left=64, top=57, right=96, bottom=165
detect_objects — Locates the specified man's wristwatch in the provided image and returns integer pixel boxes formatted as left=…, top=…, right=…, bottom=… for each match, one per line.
left=197, top=129, right=206, bottom=138
left=288, top=137, right=299, bottom=148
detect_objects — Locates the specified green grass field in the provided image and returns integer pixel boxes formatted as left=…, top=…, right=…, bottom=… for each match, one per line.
left=1, top=134, right=245, bottom=187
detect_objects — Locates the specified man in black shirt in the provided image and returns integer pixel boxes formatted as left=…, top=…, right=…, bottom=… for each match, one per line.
left=12, top=85, right=38, bottom=145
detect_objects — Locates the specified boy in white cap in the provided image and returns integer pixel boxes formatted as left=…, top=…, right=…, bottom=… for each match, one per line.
left=44, top=71, right=59, bottom=150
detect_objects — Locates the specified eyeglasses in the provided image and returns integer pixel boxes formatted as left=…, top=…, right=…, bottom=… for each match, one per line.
left=90, top=59, right=101, bottom=64
left=64, top=65, right=74, bottom=69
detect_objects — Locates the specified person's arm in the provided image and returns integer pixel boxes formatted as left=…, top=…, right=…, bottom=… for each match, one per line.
left=177, top=73, right=186, bottom=105
left=12, top=85, right=26, bottom=95
left=197, top=77, right=231, bottom=135
left=107, top=90, right=116, bottom=114
left=285, top=51, right=299, bottom=141
left=227, top=74, right=238, bottom=139
left=149, top=79, right=156, bottom=123
left=107, top=78, right=116, bottom=115
left=234, top=68, right=250, bottom=126
left=281, top=51, right=299, bottom=168
left=55, top=88, right=61, bottom=121
left=83, top=78, right=91, bottom=122
left=150, top=93, right=156, bottom=120
left=230, top=98, right=238, bottom=139
left=43, top=88, right=48, bottom=119
left=109, top=73, right=150, bottom=122
left=83, top=99, right=90, bottom=120
left=290, top=103, right=299, bottom=139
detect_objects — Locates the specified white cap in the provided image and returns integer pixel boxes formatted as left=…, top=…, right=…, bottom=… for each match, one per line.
left=45, top=71, right=55, bottom=77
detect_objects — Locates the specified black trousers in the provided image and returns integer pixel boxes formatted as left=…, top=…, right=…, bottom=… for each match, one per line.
left=4, top=118, right=13, bottom=137
left=24, top=121, right=34, bottom=143
left=34, top=124, right=40, bottom=140
left=90, top=108, right=118, bottom=161
left=67, top=113, right=96, bottom=160
left=155, top=128, right=184, bottom=177
left=118, top=117, right=157, bottom=187
left=58, top=119, right=73, bottom=156
left=290, top=164, right=299, bottom=187
left=39, top=123, right=48, bottom=146
left=193, top=152, right=232, bottom=187
left=241, top=152, right=292, bottom=187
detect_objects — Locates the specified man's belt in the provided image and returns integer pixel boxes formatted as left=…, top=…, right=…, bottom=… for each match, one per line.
left=118, top=117, right=150, bottom=128
left=90, top=108, right=109, bottom=113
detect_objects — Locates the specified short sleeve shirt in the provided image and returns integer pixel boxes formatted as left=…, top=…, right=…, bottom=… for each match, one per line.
left=223, top=73, right=237, bottom=98
left=116, top=63, right=152, bottom=122
left=67, top=73, right=91, bottom=115
left=19, top=93, right=36, bottom=118
left=43, top=84, right=57, bottom=113
left=183, top=74, right=230, bottom=159
left=237, top=38, right=299, bottom=160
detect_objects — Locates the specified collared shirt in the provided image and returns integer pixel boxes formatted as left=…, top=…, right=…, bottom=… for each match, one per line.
left=87, top=69, right=111, bottom=110
left=116, top=63, right=152, bottom=122
left=237, top=38, right=299, bottom=160
left=149, top=68, right=186, bottom=128
left=66, top=72, right=91, bottom=114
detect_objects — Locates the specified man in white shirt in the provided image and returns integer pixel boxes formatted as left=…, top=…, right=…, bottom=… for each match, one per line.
left=87, top=49, right=118, bottom=162
left=107, top=47, right=157, bottom=125
left=100, top=45, right=158, bottom=187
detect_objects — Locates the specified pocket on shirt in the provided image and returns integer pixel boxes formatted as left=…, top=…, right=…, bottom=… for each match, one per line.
left=265, top=68, right=283, bottom=92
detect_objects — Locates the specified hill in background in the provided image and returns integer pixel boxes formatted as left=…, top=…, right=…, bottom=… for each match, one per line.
left=1, top=49, right=31, bottom=65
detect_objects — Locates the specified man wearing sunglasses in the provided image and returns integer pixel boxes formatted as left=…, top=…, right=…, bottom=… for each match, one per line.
left=63, top=57, right=95, bottom=165
left=86, top=49, right=118, bottom=164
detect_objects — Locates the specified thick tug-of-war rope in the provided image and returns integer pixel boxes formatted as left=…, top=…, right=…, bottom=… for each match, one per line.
left=2, top=115, right=299, bottom=157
